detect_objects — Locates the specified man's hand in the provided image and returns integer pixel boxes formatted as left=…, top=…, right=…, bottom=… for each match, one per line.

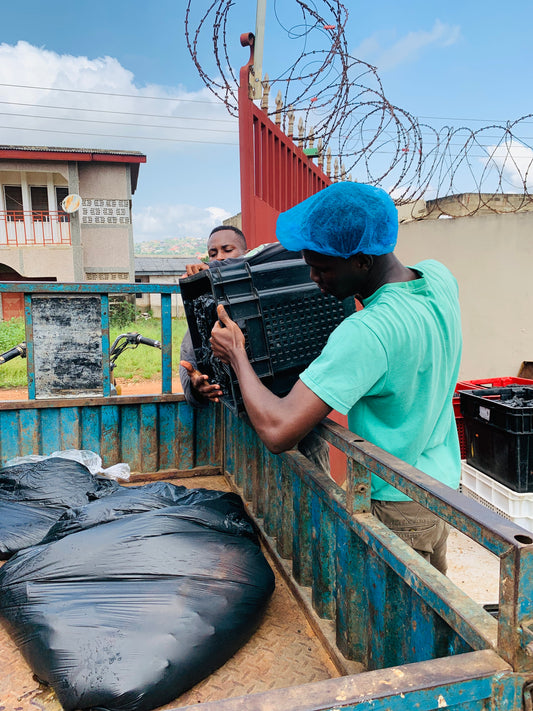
left=179, top=360, right=223, bottom=402
left=183, top=261, right=209, bottom=276
left=210, top=305, right=246, bottom=364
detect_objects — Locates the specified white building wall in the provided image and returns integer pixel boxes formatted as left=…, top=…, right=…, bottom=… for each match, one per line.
left=395, top=211, right=533, bottom=380
left=79, top=163, right=135, bottom=282
left=143, top=275, right=183, bottom=318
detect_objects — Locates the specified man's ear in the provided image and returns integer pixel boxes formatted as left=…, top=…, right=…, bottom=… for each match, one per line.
left=352, top=253, right=374, bottom=270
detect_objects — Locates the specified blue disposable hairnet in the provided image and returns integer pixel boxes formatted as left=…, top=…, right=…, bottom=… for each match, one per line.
left=276, top=182, right=398, bottom=258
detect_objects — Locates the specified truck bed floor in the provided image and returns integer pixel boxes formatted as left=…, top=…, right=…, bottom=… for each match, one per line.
left=0, top=475, right=340, bottom=711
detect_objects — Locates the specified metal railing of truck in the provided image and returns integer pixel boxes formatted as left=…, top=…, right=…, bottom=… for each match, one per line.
left=1, top=280, right=533, bottom=710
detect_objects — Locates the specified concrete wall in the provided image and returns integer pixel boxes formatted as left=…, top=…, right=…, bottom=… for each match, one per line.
left=0, top=246, right=75, bottom=280
left=78, top=162, right=129, bottom=197
left=137, top=275, right=184, bottom=318
left=395, top=211, right=533, bottom=380
left=78, top=163, right=135, bottom=281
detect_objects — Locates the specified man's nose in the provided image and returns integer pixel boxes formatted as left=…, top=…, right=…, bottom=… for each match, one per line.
left=309, top=268, right=320, bottom=283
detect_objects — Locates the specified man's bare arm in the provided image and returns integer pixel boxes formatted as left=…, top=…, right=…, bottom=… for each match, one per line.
left=210, top=305, right=331, bottom=453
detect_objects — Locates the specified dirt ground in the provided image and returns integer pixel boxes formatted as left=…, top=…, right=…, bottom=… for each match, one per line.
left=0, top=377, right=184, bottom=400
left=0, top=380, right=499, bottom=603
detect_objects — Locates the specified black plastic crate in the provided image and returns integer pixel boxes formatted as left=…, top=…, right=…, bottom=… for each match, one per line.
left=459, top=386, right=533, bottom=492
left=180, top=259, right=355, bottom=413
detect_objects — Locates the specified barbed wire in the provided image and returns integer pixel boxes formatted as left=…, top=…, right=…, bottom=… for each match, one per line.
left=184, top=0, right=533, bottom=216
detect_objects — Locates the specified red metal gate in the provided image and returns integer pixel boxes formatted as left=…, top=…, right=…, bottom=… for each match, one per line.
left=238, top=33, right=331, bottom=250
left=238, top=37, right=347, bottom=481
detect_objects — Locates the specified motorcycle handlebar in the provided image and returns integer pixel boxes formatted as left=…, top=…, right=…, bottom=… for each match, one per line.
left=135, top=335, right=161, bottom=349
left=0, top=342, right=27, bottom=364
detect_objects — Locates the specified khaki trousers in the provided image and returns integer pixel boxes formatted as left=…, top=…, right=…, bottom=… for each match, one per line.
left=371, top=500, right=449, bottom=575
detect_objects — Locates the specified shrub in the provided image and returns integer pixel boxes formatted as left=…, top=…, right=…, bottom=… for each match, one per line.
left=110, top=300, right=138, bottom=328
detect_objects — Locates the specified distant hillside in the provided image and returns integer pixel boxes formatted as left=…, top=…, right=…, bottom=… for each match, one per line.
left=134, top=236, right=206, bottom=256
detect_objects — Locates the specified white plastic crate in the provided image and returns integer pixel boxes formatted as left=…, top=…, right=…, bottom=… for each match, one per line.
left=460, top=461, right=533, bottom=532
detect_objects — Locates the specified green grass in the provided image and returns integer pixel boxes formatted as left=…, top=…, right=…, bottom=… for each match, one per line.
left=0, top=317, right=189, bottom=389
left=0, top=318, right=26, bottom=388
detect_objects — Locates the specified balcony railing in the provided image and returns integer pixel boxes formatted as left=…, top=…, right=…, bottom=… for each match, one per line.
left=0, top=211, right=71, bottom=246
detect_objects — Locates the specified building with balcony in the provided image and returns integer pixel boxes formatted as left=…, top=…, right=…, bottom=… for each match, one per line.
left=0, top=145, right=146, bottom=318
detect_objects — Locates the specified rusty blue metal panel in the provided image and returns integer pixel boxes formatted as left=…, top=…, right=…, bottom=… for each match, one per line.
left=176, top=401, right=195, bottom=470
left=0, top=282, right=179, bottom=294
left=241, top=437, right=253, bottom=503
left=278, top=460, right=294, bottom=559
left=499, top=542, right=533, bottom=671
left=0, top=410, right=21, bottom=463
left=263, top=450, right=282, bottom=540
left=223, top=407, right=236, bottom=475
left=161, top=294, right=172, bottom=394
left=194, top=405, right=217, bottom=468
left=231, top=416, right=245, bottom=488
left=311, top=493, right=335, bottom=619
left=80, top=406, right=101, bottom=453
left=100, top=405, right=120, bottom=467
left=335, top=520, right=370, bottom=664
left=139, top=403, right=159, bottom=472
left=24, top=294, right=36, bottom=400
left=172, top=649, right=512, bottom=710
left=38, top=408, right=62, bottom=454
left=366, top=546, right=387, bottom=669
left=252, top=444, right=265, bottom=517
left=18, top=408, right=40, bottom=459
left=291, top=475, right=313, bottom=587
left=349, top=512, right=496, bottom=659
left=158, top=402, right=176, bottom=470
left=120, top=405, right=142, bottom=471
left=58, top=406, right=81, bottom=450
left=101, top=295, right=111, bottom=397
left=0, top=398, right=208, bottom=475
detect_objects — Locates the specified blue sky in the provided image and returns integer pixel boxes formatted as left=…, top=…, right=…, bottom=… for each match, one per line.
left=0, top=1, right=531, bottom=243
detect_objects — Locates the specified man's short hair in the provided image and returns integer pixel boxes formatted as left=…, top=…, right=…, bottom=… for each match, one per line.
left=208, top=225, right=247, bottom=250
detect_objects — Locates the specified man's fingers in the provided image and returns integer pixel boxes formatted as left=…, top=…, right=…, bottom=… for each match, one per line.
left=216, top=304, right=231, bottom=325
left=180, top=360, right=194, bottom=373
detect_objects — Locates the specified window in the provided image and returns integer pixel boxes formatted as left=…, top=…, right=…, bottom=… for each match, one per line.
left=56, top=187, right=69, bottom=222
left=4, top=186, right=23, bottom=219
left=30, top=186, right=49, bottom=221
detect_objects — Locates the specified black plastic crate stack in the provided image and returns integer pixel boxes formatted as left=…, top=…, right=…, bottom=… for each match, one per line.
left=459, top=386, right=533, bottom=492
left=180, top=259, right=355, bottom=413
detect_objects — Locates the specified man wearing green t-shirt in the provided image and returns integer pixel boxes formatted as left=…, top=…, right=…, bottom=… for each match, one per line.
left=210, top=181, right=462, bottom=574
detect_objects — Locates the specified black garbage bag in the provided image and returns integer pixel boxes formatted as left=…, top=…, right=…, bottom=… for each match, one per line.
left=0, top=500, right=60, bottom=559
left=0, top=489, right=275, bottom=711
left=0, top=458, right=120, bottom=557
left=42, top=481, right=254, bottom=543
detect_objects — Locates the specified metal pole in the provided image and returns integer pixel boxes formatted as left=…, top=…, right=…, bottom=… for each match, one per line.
left=253, top=0, right=266, bottom=99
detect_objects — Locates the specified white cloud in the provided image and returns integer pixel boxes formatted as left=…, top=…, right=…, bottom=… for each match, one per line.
left=0, top=41, right=236, bottom=153
left=352, top=20, right=460, bottom=72
left=482, top=141, right=533, bottom=190
left=132, top=204, right=232, bottom=243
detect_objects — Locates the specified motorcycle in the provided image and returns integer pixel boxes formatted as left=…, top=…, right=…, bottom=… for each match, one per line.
left=0, top=332, right=161, bottom=395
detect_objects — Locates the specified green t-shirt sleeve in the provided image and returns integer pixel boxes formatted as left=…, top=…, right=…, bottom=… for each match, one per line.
left=300, top=317, right=388, bottom=414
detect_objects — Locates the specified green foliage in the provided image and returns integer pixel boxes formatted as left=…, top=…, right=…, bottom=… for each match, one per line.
left=0, top=317, right=189, bottom=390
left=0, top=317, right=25, bottom=351
left=110, top=317, right=188, bottom=381
left=109, top=300, right=138, bottom=328
left=0, top=318, right=27, bottom=387
left=0, top=317, right=27, bottom=388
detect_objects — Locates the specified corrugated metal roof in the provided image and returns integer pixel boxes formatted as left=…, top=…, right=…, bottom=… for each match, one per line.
left=0, top=144, right=145, bottom=157
left=135, top=256, right=195, bottom=275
